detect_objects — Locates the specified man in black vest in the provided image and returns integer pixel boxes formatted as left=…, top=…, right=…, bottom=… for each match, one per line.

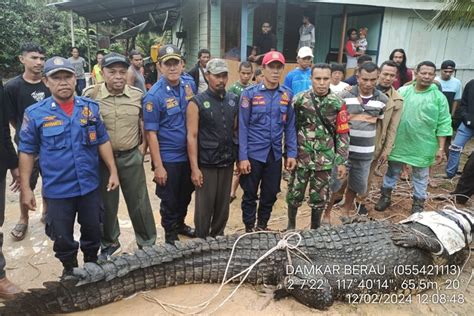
left=187, top=59, right=238, bottom=238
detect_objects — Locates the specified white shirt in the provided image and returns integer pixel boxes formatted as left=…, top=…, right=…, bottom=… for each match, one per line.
left=330, top=81, right=350, bottom=95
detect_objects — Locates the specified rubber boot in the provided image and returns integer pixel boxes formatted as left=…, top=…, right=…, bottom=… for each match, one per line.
left=310, top=208, right=324, bottom=229
left=375, top=187, right=392, bottom=212
left=286, top=206, right=298, bottom=230
left=411, top=197, right=425, bottom=214
left=165, top=224, right=179, bottom=245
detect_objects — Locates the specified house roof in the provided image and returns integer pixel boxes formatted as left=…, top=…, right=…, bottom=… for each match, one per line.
left=51, top=0, right=180, bottom=23
left=303, top=0, right=444, bottom=10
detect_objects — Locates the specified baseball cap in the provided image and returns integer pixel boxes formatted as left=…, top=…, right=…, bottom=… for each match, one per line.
left=44, top=57, right=75, bottom=77
left=158, top=44, right=182, bottom=62
left=262, top=51, right=285, bottom=66
left=206, top=58, right=228, bottom=74
left=297, top=46, right=313, bottom=58
left=102, top=52, right=129, bottom=68
left=441, top=60, right=456, bottom=70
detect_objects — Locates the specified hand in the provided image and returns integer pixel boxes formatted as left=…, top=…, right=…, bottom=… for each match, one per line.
left=21, top=188, right=36, bottom=211
left=344, top=85, right=353, bottom=92
left=378, top=152, right=388, bottom=164
left=336, top=165, right=347, bottom=179
left=9, top=168, right=20, bottom=193
left=153, top=165, right=168, bottom=186
left=239, top=160, right=251, bottom=175
left=138, top=143, right=147, bottom=156
left=107, top=172, right=120, bottom=191
left=191, top=168, right=204, bottom=188
left=285, top=158, right=297, bottom=171
left=435, top=149, right=444, bottom=165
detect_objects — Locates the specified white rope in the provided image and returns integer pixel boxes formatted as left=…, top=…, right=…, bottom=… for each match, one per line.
left=142, top=231, right=305, bottom=315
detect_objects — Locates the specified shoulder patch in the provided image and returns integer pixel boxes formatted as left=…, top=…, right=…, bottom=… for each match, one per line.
left=241, top=96, right=250, bottom=108
left=145, top=101, right=154, bottom=112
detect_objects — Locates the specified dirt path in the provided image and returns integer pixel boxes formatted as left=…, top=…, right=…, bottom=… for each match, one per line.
left=1, top=155, right=472, bottom=315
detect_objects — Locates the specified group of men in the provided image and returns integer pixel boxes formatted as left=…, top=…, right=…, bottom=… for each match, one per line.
left=0, top=37, right=471, bottom=300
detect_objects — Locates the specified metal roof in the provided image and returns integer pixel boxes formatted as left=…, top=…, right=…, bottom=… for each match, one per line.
left=51, top=0, right=180, bottom=23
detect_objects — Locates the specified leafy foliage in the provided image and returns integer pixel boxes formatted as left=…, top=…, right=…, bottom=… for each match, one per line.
left=0, top=0, right=97, bottom=76
left=431, top=0, right=473, bottom=29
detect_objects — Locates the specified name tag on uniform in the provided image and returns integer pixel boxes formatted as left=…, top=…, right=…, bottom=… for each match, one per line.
left=252, top=95, right=265, bottom=106
left=43, top=120, right=63, bottom=128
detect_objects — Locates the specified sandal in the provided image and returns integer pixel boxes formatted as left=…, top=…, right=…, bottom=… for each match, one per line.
left=10, top=223, right=28, bottom=241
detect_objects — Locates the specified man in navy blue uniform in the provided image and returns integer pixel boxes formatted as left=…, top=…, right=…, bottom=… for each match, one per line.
left=143, top=45, right=197, bottom=244
left=18, top=57, right=119, bottom=278
left=239, top=51, right=297, bottom=232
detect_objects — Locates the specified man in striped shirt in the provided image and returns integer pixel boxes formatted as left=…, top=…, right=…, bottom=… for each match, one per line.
left=339, top=62, right=388, bottom=216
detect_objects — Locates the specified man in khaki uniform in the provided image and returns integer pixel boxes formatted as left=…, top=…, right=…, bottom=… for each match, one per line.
left=83, top=53, right=156, bottom=260
left=356, top=60, right=403, bottom=213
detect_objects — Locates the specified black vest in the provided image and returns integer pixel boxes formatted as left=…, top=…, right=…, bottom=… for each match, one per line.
left=192, top=89, right=238, bottom=167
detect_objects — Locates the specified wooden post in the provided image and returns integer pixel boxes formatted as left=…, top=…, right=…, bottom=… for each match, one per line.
left=86, top=20, right=92, bottom=73
left=240, top=0, right=248, bottom=62
left=337, top=5, right=347, bottom=64
left=70, top=11, right=75, bottom=47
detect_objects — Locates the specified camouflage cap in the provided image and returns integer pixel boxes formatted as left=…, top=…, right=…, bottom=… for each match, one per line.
left=206, top=58, right=228, bottom=74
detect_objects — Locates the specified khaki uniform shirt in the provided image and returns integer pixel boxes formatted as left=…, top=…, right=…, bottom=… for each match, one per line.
left=83, top=83, right=143, bottom=151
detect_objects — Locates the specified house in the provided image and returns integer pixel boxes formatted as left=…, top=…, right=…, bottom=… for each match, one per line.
left=175, top=0, right=473, bottom=84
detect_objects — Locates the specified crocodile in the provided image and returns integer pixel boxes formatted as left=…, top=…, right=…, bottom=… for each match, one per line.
left=0, top=208, right=472, bottom=314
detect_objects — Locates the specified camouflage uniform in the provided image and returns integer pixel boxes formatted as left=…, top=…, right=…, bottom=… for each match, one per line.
left=286, top=90, right=349, bottom=228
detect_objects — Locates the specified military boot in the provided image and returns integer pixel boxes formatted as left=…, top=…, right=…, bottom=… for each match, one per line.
left=165, top=224, right=179, bottom=245
left=411, top=197, right=425, bottom=214
left=310, top=208, right=324, bottom=229
left=61, top=257, right=78, bottom=280
left=286, top=206, right=298, bottom=230
left=375, top=187, right=392, bottom=212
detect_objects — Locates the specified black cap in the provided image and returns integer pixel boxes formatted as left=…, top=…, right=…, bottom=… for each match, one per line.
left=158, top=44, right=182, bottom=62
left=102, top=52, right=129, bottom=68
left=441, top=60, right=456, bottom=70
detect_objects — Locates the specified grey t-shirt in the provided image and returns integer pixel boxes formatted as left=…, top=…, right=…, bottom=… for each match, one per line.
left=68, top=56, right=86, bottom=79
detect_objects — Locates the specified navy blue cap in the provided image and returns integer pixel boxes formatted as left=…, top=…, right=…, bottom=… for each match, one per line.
left=44, top=56, right=75, bottom=76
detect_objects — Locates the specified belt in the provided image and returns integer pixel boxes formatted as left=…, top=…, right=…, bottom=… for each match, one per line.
left=113, top=146, right=138, bottom=158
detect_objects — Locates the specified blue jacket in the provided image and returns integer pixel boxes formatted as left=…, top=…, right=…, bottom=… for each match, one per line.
left=283, top=67, right=312, bottom=95
left=19, top=96, right=109, bottom=198
left=239, top=84, right=297, bottom=162
left=143, top=75, right=196, bottom=163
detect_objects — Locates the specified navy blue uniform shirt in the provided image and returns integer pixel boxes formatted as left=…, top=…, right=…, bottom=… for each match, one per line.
left=239, top=84, right=297, bottom=162
left=143, top=75, right=196, bottom=162
left=19, top=96, right=109, bottom=199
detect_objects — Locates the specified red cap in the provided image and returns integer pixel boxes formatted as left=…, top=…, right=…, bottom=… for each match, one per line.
left=262, top=51, right=285, bottom=65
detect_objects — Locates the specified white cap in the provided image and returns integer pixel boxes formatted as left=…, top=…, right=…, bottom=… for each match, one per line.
left=297, top=46, right=314, bottom=58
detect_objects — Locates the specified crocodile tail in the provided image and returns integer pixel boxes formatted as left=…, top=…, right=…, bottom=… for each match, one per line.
left=0, top=234, right=283, bottom=314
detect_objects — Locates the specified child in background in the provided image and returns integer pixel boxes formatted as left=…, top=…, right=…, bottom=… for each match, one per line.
left=357, top=27, right=368, bottom=55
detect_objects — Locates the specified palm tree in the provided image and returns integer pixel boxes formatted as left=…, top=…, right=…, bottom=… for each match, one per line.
left=431, top=0, right=473, bottom=29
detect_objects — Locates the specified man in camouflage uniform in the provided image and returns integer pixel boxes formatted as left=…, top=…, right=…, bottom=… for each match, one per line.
left=286, top=63, right=349, bottom=230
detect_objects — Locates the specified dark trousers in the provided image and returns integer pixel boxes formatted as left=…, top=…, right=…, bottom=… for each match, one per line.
left=194, top=166, right=233, bottom=238
left=44, top=188, right=102, bottom=263
left=75, top=78, right=86, bottom=96
left=0, top=177, right=6, bottom=278
left=453, top=151, right=474, bottom=203
left=240, top=151, right=282, bottom=228
left=155, top=161, right=194, bottom=231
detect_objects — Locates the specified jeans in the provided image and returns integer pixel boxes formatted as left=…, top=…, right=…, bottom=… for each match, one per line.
left=446, top=123, right=474, bottom=178
left=383, top=161, right=429, bottom=200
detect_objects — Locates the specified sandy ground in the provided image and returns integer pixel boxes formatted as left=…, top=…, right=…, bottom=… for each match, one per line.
left=0, top=151, right=473, bottom=315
